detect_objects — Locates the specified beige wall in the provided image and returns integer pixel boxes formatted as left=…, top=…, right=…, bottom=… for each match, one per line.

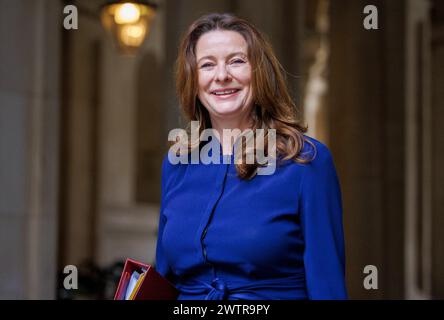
left=60, top=0, right=166, bottom=269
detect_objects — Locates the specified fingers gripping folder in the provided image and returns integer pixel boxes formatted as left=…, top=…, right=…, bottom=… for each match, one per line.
left=114, top=258, right=179, bottom=300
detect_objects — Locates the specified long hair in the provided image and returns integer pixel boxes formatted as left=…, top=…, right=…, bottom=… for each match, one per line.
left=175, top=13, right=315, bottom=179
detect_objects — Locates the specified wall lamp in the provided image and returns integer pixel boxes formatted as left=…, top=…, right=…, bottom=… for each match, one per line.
left=100, top=0, right=157, bottom=55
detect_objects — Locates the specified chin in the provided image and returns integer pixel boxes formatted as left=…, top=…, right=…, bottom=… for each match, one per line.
left=212, top=104, right=244, bottom=116
left=208, top=97, right=250, bottom=115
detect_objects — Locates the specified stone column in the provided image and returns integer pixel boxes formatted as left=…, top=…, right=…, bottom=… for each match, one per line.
left=329, top=0, right=408, bottom=298
left=404, top=0, right=433, bottom=300
left=430, top=0, right=444, bottom=299
left=0, top=0, right=61, bottom=299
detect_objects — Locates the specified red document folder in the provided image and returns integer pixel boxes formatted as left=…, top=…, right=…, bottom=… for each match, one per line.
left=114, top=258, right=179, bottom=300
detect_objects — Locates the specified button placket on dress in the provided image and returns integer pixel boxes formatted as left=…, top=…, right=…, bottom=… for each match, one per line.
left=193, top=149, right=231, bottom=299
left=197, top=161, right=229, bottom=263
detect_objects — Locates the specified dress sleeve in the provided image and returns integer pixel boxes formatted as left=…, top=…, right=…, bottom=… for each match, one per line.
left=154, top=156, right=174, bottom=281
left=299, top=143, right=348, bottom=299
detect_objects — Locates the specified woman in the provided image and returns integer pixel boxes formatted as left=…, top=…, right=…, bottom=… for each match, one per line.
left=155, top=13, right=347, bottom=300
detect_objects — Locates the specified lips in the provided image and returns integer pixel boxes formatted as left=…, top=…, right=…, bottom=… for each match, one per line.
left=211, top=88, right=241, bottom=96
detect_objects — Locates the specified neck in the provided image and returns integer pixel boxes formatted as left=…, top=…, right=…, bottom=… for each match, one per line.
left=210, top=112, right=253, bottom=155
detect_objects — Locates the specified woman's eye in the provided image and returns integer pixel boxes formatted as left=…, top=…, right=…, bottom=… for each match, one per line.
left=231, top=59, right=245, bottom=64
left=200, top=63, right=214, bottom=68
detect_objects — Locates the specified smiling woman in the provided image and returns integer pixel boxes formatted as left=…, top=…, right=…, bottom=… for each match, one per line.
left=155, top=13, right=348, bottom=300
left=175, top=13, right=315, bottom=179
left=196, top=30, right=253, bottom=131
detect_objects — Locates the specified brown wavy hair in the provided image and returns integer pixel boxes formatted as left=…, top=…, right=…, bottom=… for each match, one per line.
left=175, top=13, right=315, bottom=179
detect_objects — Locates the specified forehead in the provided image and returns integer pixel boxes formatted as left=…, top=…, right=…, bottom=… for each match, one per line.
left=195, top=30, right=248, bottom=59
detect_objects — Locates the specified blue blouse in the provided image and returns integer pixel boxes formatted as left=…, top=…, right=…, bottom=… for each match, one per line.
left=155, top=135, right=347, bottom=300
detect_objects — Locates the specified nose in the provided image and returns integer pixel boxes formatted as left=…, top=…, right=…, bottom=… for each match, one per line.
left=215, top=63, right=231, bottom=82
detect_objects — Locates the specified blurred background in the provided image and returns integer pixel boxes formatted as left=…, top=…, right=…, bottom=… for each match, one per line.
left=0, top=0, right=443, bottom=299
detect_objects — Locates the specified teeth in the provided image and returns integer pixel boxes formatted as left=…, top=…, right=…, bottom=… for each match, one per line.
left=213, top=89, right=238, bottom=95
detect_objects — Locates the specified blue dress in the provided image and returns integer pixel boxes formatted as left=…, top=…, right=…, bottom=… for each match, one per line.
left=155, top=135, right=347, bottom=300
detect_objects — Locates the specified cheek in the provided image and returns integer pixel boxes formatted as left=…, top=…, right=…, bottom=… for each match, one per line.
left=198, top=72, right=213, bottom=92
left=233, top=67, right=252, bottom=85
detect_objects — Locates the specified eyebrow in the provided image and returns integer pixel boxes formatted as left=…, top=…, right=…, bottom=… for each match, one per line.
left=196, top=51, right=248, bottom=64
